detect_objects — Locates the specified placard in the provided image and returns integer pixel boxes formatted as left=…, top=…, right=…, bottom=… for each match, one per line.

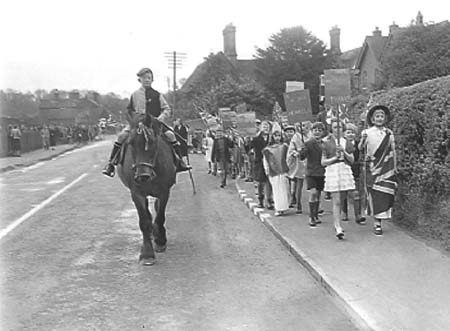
left=285, top=81, right=304, bottom=93
left=219, top=108, right=237, bottom=130
left=283, top=89, right=314, bottom=123
left=235, top=112, right=256, bottom=136
left=323, top=69, right=351, bottom=106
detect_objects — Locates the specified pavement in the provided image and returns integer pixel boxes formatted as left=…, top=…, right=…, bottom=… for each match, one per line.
left=0, top=144, right=81, bottom=173
left=235, top=178, right=450, bottom=331
left=3, top=145, right=450, bottom=330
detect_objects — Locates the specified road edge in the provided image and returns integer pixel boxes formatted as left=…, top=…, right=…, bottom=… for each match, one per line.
left=235, top=179, right=374, bottom=331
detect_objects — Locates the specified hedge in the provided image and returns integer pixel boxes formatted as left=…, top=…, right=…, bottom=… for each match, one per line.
left=348, top=76, right=450, bottom=249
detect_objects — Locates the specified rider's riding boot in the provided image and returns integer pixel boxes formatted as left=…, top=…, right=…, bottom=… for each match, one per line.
left=102, top=142, right=121, bottom=177
left=172, top=142, right=192, bottom=173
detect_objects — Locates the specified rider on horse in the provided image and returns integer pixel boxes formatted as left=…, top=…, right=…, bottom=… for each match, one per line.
left=102, top=67, right=191, bottom=177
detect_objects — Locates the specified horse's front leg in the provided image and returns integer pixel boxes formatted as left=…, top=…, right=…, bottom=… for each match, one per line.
left=131, top=192, right=155, bottom=265
left=153, top=191, right=169, bottom=253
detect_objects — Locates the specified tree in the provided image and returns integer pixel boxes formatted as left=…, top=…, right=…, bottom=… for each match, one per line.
left=177, top=53, right=274, bottom=119
left=381, top=22, right=450, bottom=88
left=254, top=26, right=329, bottom=113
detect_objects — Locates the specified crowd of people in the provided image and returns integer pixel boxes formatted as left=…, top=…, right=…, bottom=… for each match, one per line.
left=4, top=123, right=101, bottom=157
left=202, top=104, right=397, bottom=240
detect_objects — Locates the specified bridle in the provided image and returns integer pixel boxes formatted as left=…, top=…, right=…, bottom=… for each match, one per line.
left=131, top=121, right=160, bottom=177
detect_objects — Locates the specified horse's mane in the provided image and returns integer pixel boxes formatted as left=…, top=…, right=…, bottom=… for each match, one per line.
left=130, top=113, right=161, bottom=136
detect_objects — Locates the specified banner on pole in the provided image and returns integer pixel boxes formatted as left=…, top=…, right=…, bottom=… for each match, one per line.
left=235, top=112, right=256, bottom=136
left=283, top=89, right=314, bottom=123
left=323, top=69, right=351, bottom=106
left=219, top=108, right=237, bottom=130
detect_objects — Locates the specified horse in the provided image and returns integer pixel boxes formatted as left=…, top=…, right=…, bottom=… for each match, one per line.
left=117, top=113, right=176, bottom=266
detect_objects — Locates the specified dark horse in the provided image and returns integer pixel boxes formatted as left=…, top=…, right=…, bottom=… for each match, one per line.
left=117, top=113, right=176, bottom=265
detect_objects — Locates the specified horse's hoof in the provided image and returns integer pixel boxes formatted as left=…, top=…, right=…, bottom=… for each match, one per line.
left=155, top=244, right=166, bottom=253
left=139, top=256, right=156, bottom=266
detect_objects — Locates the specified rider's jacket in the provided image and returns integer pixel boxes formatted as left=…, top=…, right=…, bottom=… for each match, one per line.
left=128, top=87, right=170, bottom=119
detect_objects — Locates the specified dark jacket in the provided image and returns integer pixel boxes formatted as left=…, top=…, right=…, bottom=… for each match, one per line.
left=211, top=137, right=233, bottom=163
left=299, top=138, right=325, bottom=176
left=249, top=133, right=270, bottom=182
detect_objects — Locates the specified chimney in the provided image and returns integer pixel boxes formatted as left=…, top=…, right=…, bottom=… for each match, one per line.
left=372, top=27, right=382, bottom=37
left=223, top=23, right=237, bottom=62
left=416, top=11, right=424, bottom=25
left=329, top=26, right=341, bottom=54
left=389, top=21, right=400, bottom=35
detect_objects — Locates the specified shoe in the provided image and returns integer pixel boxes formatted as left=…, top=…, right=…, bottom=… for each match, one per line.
left=267, top=205, right=274, bottom=210
left=102, top=163, right=115, bottom=177
left=296, top=209, right=303, bottom=214
left=341, top=214, right=349, bottom=222
left=324, top=192, right=331, bottom=201
left=315, top=217, right=322, bottom=224
left=274, top=211, right=282, bottom=216
left=220, top=184, right=225, bottom=188
left=256, top=203, right=264, bottom=208
left=309, top=219, right=317, bottom=227
left=244, top=178, right=253, bottom=182
left=336, top=231, right=345, bottom=240
left=208, top=169, right=212, bottom=174
left=373, top=224, right=383, bottom=235
left=356, top=217, right=366, bottom=225
left=318, top=209, right=324, bottom=214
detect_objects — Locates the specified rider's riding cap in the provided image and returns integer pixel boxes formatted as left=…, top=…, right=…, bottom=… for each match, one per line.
left=137, top=68, right=153, bottom=77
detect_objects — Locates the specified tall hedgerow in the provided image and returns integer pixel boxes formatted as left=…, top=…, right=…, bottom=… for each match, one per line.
left=352, top=76, right=450, bottom=249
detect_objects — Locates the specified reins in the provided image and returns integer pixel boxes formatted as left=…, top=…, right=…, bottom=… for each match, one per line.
left=132, top=121, right=160, bottom=172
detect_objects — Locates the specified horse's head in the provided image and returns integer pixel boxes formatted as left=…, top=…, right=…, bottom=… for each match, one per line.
left=128, top=113, right=160, bottom=184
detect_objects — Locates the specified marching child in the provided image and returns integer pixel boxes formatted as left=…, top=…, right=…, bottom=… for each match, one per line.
left=263, top=122, right=290, bottom=216
left=286, top=121, right=311, bottom=214
left=299, top=122, right=326, bottom=227
left=359, top=105, right=397, bottom=235
left=340, top=122, right=366, bottom=224
left=202, top=129, right=215, bottom=174
left=211, top=127, right=234, bottom=188
left=321, top=118, right=355, bottom=239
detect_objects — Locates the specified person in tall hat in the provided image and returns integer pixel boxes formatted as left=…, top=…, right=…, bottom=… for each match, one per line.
left=102, top=67, right=191, bottom=177
left=359, top=104, right=397, bottom=235
left=262, top=122, right=290, bottom=216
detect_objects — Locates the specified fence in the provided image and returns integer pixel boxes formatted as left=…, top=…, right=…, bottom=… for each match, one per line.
left=0, top=130, right=43, bottom=157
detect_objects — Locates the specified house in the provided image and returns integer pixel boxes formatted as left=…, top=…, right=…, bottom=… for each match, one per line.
left=39, top=90, right=107, bottom=126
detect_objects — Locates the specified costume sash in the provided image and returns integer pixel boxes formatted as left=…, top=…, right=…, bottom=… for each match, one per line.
left=366, top=131, right=397, bottom=215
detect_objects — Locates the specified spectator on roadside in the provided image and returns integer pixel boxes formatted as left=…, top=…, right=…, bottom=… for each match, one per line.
left=11, top=125, right=22, bottom=156
left=7, top=124, right=14, bottom=156
left=41, top=125, right=50, bottom=150
left=174, top=118, right=189, bottom=158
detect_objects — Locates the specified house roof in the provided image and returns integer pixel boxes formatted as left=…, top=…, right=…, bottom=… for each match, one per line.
left=336, top=47, right=361, bottom=69
left=354, top=35, right=388, bottom=69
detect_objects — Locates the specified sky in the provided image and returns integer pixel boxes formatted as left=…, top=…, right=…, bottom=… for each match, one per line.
left=1, top=0, right=449, bottom=97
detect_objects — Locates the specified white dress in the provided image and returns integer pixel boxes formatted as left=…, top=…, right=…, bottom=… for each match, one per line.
left=203, top=137, right=214, bottom=163
left=324, top=137, right=355, bottom=193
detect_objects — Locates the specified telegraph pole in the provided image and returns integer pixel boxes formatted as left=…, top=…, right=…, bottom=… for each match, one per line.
left=164, top=51, right=186, bottom=118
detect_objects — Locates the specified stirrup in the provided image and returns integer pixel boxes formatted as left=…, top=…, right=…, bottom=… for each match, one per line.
left=102, top=163, right=115, bottom=177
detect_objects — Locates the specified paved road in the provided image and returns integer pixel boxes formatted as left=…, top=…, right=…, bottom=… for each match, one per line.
left=0, top=140, right=360, bottom=330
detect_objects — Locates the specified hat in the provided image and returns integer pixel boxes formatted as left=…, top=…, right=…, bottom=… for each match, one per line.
left=366, top=105, right=391, bottom=126
left=271, top=121, right=282, bottom=135
left=283, top=125, right=295, bottom=132
left=136, top=68, right=153, bottom=77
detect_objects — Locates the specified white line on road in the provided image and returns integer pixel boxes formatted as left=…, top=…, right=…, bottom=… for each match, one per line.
left=0, top=173, right=88, bottom=240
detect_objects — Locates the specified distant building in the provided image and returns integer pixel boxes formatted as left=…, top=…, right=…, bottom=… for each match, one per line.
left=351, top=11, right=449, bottom=92
left=39, top=90, right=107, bottom=126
